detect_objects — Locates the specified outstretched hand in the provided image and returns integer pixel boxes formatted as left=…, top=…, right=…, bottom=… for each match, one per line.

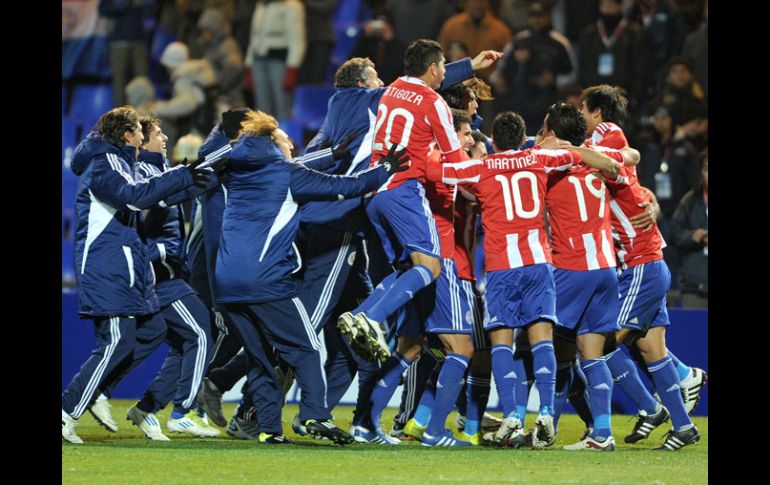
left=471, top=50, right=503, bottom=71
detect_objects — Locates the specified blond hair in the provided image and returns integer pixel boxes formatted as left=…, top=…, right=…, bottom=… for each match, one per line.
left=238, top=110, right=279, bottom=139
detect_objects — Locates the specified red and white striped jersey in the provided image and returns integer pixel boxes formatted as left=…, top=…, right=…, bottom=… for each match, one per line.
left=546, top=161, right=618, bottom=271
left=426, top=147, right=579, bottom=272
left=586, top=122, right=665, bottom=268
left=370, top=76, right=465, bottom=192
left=423, top=148, right=457, bottom=259
left=453, top=197, right=478, bottom=281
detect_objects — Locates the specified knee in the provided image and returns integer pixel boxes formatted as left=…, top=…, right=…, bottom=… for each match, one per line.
left=411, top=254, right=441, bottom=281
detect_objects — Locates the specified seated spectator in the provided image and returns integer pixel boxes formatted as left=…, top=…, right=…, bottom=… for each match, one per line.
left=670, top=149, right=708, bottom=308
left=196, top=7, right=246, bottom=111
left=658, top=57, right=705, bottom=110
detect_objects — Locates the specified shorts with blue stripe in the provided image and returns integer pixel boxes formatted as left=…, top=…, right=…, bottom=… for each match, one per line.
left=553, top=267, right=620, bottom=341
left=483, top=264, right=558, bottom=330
left=462, top=279, right=490, bottom=350
left=416, top=258, right=473, bottom=335
left=617, top=260, right=671, bottom=332
left=365, top=179, right=441, bottom=264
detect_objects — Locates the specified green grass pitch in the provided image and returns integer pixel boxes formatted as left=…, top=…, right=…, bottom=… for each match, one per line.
left=62, top=400, right=707, bottom=484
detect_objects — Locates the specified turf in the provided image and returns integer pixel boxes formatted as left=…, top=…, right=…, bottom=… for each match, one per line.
left=62, top=400, right=707, bottom=484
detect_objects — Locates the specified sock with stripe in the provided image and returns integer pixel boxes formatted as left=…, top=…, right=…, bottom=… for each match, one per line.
left=568, top=362, right=594, bottom=429
left=353, top=271, right=399, bottom=316
left=667, top=350, right=693, bottom=382
left=531, top=340, right=556, bottom=416
left=365, top=265, right=436, bottom=324
left=512, top=348, right=533, bottom=425
left=581, top=358, right=613, bottom=441
left=553, top=362, right=574, bottom=432
left=426, top=353, right=470, bottom=436
left=369, top=352, right=412, bottom=429
left=606, top=348, right=658, bottom=415
left=412, top=363, right=440, bottom=426
left=463, top=371, right=491, bottom=436
left=491, top=344, right=520, bottom=419
left=647, top=356, right=693, bottom=431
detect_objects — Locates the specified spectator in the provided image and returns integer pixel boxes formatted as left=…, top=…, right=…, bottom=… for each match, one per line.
left=670, top=148, right=707, bottom=308
left=245, top=0, right=306, bottom=120
left=437, top=0, right=512, bottom=80
left=627, top=0, right=688, bottom=87
left=232, top=0, right=259, bottom=56
left=681, top=0, right=707, bottom=94
left=125, top=75, right=156, bottom=115
left=386, top=0, right=456, bottom=46
left=299, top=0, right=337, bottom=84
left=98, top=0, right=154, bottom=107
left=658, top=57, right=705, bottom=110
left=446, top=41, right=470, bottom=62
left=349, top=15, right=407, bottom=86
left=196, top=7, right=246, bottom=111
left=577, top=0, right=652, bottom=107
left=557, top=82, right=584, bottom=109
left=497, top=0, right=535, bottom=35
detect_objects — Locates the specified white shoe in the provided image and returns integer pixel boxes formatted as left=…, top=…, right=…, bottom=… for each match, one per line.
left=354, top=313, right=391, bottom=360
left=337, top=312, right=361, bottom=339
left=494, top=416, right=526, bottom=447
left=680, top=367, right=707, bottom=415
left=167, top=410, right=221, bottom=437
left=531, top=414, right=555, bottom=449
left=89, top=394, right=118, bottom=432
left=62, top=410, right=83, bottom=444
left=564, top=434, right=616, bottom=451
left=455, top=412, right=502, bottom=432
left=127, top=405, right=171, bottom=441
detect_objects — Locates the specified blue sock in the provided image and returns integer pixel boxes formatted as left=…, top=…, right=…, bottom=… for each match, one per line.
left=413, top=387, right=435, bottom=427
left=366, top=265, right=436, bottom=324
left=553, top=362, right=574, bottom=433
left=606, top=348, right=658, bottom=415
left=354, top=272, right=399, bottom=315
left=491, top=344, right=520, bottom=419
left=369, top=352, right=412, bottom=429
left=531, top=340, right=556, bottom=416
left=569, top=362, right=594, bottom=429
left=426, top=353, right=470, bottom=436
left=171, top=409, right=185, bottom=419
left=667, top=350, right=692, bottom=382
left=582, top=359, right=613, bottom=441
left=464, top=372, right=491, bottom=436
left=512, top=349, right=532, bottom=425
left=648, top=356, right=693, bottom=431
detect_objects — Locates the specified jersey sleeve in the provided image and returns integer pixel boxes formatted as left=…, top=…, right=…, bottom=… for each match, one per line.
left=288, top=163, right=388, bottom=202
left=536, top=149, right=577, bottom=172
left=426, top=159, right=484, bottom=188
left=426, top=95, right=465, bottom=162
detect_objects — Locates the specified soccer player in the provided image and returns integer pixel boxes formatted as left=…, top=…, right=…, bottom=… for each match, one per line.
left=581, top=85, right=703, bottom=450
left=62, top=106, right=211, bottom=444
left=425, top=111, right=622, bottom=447
left=213, top=111, right=408, bottom=444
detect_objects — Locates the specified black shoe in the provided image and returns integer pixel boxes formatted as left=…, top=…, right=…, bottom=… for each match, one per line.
left=258, top=432, right=294, bottom=444
left=303, top=419, right=354, bottom=445
left=653, top=426, right=700, bottom=451
left=625, top=406, right=670, bottom=443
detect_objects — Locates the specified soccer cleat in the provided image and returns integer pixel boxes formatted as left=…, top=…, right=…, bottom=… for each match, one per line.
left=167, top=410, right=221, bottom=437
left=62, top=411, right=83, bottom=444
left=654, top=426, right=700, bottom=451
left=196, top=377, right=226, bottom=427
left=564, top=435, right=616, bottom=451
left=625, top=406, right=670, bottom=443
left=350, top=425, right=401, bottom=445
left=403, top=418, right=428, bottom=441
left=291, top=414, right=309, bottom=437
left=258, top=432, right=294, bottom=444
left=531, top=414, right=555, bottom=449
left=337, top=311, right=361, bottom=339
left=227, top=416, right=261, bottom=440
left=680, top=367, right=707, bottom=415
left=127, top=405, right=171, bottom=441
left=303, top=419, right=354, bottom=445
left=389, top=424, right=409, bottom=440
left=493, top=415, right=526, bottom=447
left=459, top=431, right=483, bottom=446
left=456, top=412, right=504, bottom=432
left=89, top=393, right=118, bottom=432
left=421, top=429, right=472, bottom=447
left=356, top=313, right=391, bottom=360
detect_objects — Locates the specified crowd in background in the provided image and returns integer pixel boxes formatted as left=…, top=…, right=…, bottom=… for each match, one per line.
left=63, top=0, right=707, bottom=307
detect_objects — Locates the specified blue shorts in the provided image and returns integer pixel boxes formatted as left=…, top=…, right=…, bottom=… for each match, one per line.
left=483, top=264, right=558, bottom=331
left=461, top=279, right=490, bottom=351
left=366, top=179, right=441, bottom=264
left=416, top=259, right=473, bottom=335
left=394, top=300, right=424, bottom=338
left=554, top=267, right=621, bottom=339
left=617, top=260, right=671, bottom=332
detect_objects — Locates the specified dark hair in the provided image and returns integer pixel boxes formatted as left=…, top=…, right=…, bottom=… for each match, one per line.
left=492, top=111, right=526, bottom=151
left=335, top=57, right=375, bottom=88
left=670, top=101, right=707, bottom=127
left=544, top=102, right=587, bottom=146
left=442, top=84, right=472, bottom=110
left=451, top=108, right=472, bottom=131
left=580, top=85, right=628, bottom=125
left=404, top=39, right=444, bottom=77
left=221, top=107, right=252, bottom=138
left=98, top=106, right=139, bottom=147
left=139, top=116, right=160, bottom=145
left=471, top=130, right=488, bottom=145
left=667, top=56, right=693, bottom=74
